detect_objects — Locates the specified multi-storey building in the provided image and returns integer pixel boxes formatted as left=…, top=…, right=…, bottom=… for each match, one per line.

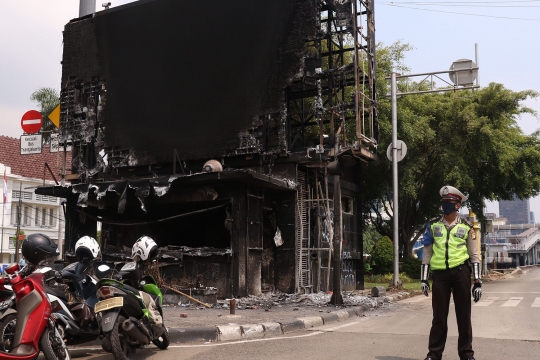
left=499, top=195, right=530, bottom=225
left=0, top=135, right=69, bottom=267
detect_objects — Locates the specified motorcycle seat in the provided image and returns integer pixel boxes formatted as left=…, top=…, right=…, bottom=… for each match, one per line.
left=45, top=285, right=70, bottom=302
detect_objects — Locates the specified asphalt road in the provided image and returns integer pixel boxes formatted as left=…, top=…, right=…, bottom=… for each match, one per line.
left=46, top=267, right=540, bottom=360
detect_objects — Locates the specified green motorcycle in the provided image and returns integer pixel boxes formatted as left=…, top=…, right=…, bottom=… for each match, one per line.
left=94, top=261, right=169, bottom=360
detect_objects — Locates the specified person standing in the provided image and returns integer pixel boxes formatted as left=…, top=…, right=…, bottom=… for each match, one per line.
left=421, top=185, right=482, bottom=360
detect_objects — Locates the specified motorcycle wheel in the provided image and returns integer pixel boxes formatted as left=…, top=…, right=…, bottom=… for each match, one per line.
left=0, top=313, right=16, bottom=352
left=152, top=327, right=170, bottom=350
left=102, top=336, right=112, bottom=353
left=40, top=324, right=70, bottom=360
left=109, top=315, right=136, bottom=360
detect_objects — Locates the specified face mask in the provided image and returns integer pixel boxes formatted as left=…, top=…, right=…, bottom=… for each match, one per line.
left=441, top=202, right=457, bottom=215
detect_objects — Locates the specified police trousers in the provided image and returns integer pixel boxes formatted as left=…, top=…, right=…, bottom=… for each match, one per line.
left=427, top=263, right=473, bottom=360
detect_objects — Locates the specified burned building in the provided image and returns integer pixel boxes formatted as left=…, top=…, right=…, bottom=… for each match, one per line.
left=37, top=0, right=377, bottom=298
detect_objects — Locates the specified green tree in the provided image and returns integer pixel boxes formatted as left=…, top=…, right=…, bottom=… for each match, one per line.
left=30, top=87, right=60, bottom=142
left=362, top=224, right=382, bottom=255
left=362, top=42, right=540, bottom=258
left=371, top=236, right=394, bottom=274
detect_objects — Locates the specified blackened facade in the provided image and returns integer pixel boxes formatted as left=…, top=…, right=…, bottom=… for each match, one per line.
left=37, top=0, right=377, bottom=298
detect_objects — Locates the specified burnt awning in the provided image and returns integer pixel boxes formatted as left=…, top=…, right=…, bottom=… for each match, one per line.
left=36, top=169, right=297, bottom=214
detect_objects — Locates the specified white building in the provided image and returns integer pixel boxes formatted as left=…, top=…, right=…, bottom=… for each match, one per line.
left=0, top=135, right=70, bottom=269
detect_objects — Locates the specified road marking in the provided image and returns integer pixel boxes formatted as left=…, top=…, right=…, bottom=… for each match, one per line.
left=474, top=296, right=499, bottom=307
left=72, top=331, right=324, bottom=351
left=318, top=319, right=367, bottom=332
left=532, top=297, right=540, bottom=307
left=501, top=297, right=523, bottom=307
left=72, top=320, right=366, bottom=351
left=483, top=292, right=540, bottom=294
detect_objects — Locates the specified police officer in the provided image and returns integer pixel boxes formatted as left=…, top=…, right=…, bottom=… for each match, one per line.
left=421, top=185, right=482, bottom=360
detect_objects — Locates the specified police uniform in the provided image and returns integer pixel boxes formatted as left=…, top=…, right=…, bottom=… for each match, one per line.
left=421, top=186, right=482, bottom=360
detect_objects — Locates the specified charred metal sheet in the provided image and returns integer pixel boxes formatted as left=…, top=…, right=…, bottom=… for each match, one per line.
left=159, top=246, right=232, bottom=259
left=60, top=0, right=317, bottom=169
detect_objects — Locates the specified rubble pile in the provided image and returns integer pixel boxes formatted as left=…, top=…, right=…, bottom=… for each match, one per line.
left=215, top=291, right=381, bottom=310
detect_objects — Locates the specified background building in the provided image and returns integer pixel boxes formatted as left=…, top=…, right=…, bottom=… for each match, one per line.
left=0, top=136, right=70, bottom=268
left=499, top=195, right=531, bottom=225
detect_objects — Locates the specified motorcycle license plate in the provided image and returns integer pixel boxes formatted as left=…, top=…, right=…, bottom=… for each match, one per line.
left=94, top=297, right=124, bottom=313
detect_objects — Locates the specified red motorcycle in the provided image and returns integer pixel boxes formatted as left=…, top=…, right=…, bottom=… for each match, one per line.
left=0, top=233, right=70, bottom=360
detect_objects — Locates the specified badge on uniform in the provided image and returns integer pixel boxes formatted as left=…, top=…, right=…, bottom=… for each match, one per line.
left=455, top=227, right=467, bottom=239
left=433, top=226, right=443, bottom=237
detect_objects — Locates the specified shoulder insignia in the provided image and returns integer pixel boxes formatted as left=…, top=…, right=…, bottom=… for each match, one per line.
left=461, top=218, right=473, bottom=227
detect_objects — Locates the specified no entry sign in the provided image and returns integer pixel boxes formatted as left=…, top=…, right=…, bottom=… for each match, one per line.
left=21, top=110, right=43, bottom=134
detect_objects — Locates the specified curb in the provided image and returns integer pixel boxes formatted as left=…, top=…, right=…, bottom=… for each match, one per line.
left=166, top=291, right=412, bottom=344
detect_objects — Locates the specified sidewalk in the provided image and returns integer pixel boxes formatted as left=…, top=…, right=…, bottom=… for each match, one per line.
left=162, top=290, right=414, bottom=344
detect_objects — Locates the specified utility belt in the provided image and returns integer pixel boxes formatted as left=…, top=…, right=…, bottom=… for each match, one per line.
left=432, top=260, right=471, bottom=272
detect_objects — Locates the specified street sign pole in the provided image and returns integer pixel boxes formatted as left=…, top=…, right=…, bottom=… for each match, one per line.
left=391, top=72, right=400, bottom=287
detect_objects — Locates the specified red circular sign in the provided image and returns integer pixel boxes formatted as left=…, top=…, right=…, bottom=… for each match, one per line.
left=21, top=110, right=43, bottom=134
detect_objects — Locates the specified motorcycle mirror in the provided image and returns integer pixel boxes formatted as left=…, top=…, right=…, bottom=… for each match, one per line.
left=97, top=264, right=111, bottom=272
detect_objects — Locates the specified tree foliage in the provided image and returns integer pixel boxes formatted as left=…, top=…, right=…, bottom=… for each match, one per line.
left=362, top=41, right=540, bottom=257
left=30, top=87, right=60, bottom=142
left=371, top=236, right=394, bottom=274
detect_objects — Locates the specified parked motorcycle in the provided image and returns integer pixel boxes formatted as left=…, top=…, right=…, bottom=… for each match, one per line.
left=0, top=282, right=15, bottom=351
left=0, top=236, right=108, bottom=352
left=49, top=235, right=106, bottom=347
left=0, top=233, right=69, bottom=360
left=95, top=236, right=169, bottom=360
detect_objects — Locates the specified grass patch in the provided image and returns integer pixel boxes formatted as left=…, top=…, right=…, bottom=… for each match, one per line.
left=364, top=273, right=433, bottom=292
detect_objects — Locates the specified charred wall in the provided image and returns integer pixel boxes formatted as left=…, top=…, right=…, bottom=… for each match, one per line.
left=61, top=0, right=317, bottom=165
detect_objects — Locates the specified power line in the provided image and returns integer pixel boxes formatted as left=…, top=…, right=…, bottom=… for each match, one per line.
left=382, top=3, right=540, bottom=21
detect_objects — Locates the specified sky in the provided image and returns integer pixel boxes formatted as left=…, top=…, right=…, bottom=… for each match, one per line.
left=0, top=1, right=539, bottom=218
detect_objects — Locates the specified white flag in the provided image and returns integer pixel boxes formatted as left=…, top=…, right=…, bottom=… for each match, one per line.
left=3, top=169, right=7, bottom=211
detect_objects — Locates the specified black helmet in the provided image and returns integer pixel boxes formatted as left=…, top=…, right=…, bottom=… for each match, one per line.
left=22, top=233, right=59, bottom=265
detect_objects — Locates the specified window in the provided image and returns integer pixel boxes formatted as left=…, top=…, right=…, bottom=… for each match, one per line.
left=23, top=206, right=31, bottom=226
left=35, top=208, right=40, bottom=226
left=49, top=209, right=55, bottom=227
left=42, top=208, right=47, bottom=226
left=341, top=197, right=354, bottom=214
left=10, top=203, right=19, bottom=225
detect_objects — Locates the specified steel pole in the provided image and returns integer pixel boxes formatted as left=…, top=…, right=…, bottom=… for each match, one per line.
left=391, top=72, right=400, bottom=287
left=79, top=0, right=96, bottom=17
left=330, top=135, right=343, bottom=305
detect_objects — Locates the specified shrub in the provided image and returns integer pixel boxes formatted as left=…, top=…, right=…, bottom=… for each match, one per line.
left=401, top=257, right=422, bottom=279
left=371, top=236, right=394, bottom=274
left=365, top=272, right=412, bottom=284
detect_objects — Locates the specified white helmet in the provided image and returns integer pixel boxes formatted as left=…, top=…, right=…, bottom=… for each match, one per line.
left=132, top=236, right=158, bottom=261
left=75, top=236, right=100, bottom=260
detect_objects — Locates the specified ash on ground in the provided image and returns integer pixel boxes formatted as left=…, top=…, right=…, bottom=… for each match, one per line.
left=209, top=291, right=387, bottom=310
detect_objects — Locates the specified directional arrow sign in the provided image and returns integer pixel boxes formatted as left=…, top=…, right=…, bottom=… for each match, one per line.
left=48, top=104, right=60, bottom=128
left=21, top=110, right=43, bottom=134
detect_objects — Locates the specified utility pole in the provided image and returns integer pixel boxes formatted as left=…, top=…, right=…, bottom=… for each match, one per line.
left=386, top=49, right=480, bottom=287
left=330, top=135, right=343, bottom=305
left=79, top=0, right=96, bottom=17
left=15, top=183, right=22, bottom=263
